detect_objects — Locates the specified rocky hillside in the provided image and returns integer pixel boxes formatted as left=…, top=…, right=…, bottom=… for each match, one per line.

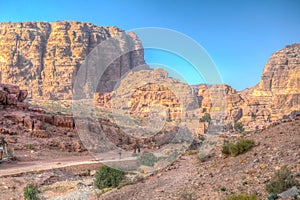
left=0, top=83, right=87, bottom=153
left=95, top=44, right=300, bottom=132
left=0, top=21, right=298, bottom=131
left=0, top=21, right=145, bottom=100
left=100, top=118, right=300, bottom=200
left=94, top=68, right=197, bottom=120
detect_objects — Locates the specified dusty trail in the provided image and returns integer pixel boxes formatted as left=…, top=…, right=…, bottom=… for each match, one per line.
left=0, top=155, right=96, bottom=177
left=0, top=151, right=136, bottom=177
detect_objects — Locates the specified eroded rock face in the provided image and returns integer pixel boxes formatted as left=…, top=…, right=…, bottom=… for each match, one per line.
left=0, top=83, right=28, bottom=108
left=257, top=43, right=300, bottom=95
left=195, top=44, right=300, bottom=131
left=94, top=68, right=197, bottom=120
left=95, top=44, right=300, bottom=132
left=0, top=21, right=145, bottom=100
left=0, top=83, right=85, bottom=152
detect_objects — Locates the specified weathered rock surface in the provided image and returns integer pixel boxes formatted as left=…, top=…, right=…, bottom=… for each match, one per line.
left=0, top=21, right=145, bottom=100
left=186, top=44, right=300, bottom=132
left=0, top=83, right=85, bottom=152
left=94, top=68, right=197, bottom=120
left=0, top=21, right=298, bottom=133
left=95, top=44, right=300, bottom=132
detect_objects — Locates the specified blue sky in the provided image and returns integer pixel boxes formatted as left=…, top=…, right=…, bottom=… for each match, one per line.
left=0, top=0, right=299, bottom=90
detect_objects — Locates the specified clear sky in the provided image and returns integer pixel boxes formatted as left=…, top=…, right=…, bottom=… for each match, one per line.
left=0, top=0, right=299, bottom=90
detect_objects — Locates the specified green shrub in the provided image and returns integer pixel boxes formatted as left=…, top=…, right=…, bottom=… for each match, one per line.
left=266, top=167, right=299, bottom=194
left=234, top=121, right=245, bottom=133
left=222, top=139, right=255, bottom=156
left=198, top=135, right=206, bottom=141
left=137, top=152, right=158, bottom=167
left=185, top=150, right=198, bottom=156
left=27, top=144, right=35, bottom=150
left=179, top=191, right=196, bottom=200
left=94, top=165, right=125, bottom=190
left=267, top=193, right=278, bottom=200
left=226, top=193, right=257, bottom=200
left=23, top=184, right=40, bottom=200
left=200, top=113, right=211, bottom=123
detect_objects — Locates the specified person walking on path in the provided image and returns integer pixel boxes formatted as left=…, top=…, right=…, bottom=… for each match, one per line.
left=137, top=141, right=141, bottom=154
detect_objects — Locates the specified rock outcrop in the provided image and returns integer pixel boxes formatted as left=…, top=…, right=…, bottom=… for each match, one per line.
left=95, top=44, right=300, bottom=132
left=0, top=21, right=298, bottom=133
left=195, top=44, right=300, bottom=131
left=94, top=68, right=197, bottom=120
left=0, top=83, right=28, bottom=108
left=0, top=83, right=86, bottom=152
left=0, top=21, right=145, bottom=100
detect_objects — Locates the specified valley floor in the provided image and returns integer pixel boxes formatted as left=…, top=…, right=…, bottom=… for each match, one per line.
left=0, top=120, right=299, bottom=200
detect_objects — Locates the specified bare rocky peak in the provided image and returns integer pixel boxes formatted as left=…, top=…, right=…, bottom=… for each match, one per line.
left=0, top=21, right=145, bottom=100
left=94, top=44, right=300, bottom=132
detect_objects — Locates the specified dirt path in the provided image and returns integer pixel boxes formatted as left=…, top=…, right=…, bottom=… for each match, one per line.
left=0, top=155, right=96, bottom=177
left=0, top=151, right=136, bottom=177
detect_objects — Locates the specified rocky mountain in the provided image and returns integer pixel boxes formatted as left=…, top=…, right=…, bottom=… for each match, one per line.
left=0, top=21, right=298, bottom=132
left=196, top=44, right=299, bottom=131
left=95, top=44, right=300, bottom=132
left=224, top=43, right=300, bottom=130
left=0, top=21, right=145, bottom=100
left=94, top=68, right=197, bottom=120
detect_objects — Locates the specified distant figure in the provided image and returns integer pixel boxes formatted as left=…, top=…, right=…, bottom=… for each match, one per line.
left=137, top=142, right=141, bottom=154
left=118, top=151, right=122, bottom=160
left=133, top=144, right=137, bottom=154
left=0, top=137, right=7, bottom=160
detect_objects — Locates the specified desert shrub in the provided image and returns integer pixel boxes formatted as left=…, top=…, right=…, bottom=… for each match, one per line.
left=179, top=190, right=196, bottom=200
left=137, top=152, right=158, bottom=167
left=222, top=139, right=255, bottom=156
left=266, top=167, right=299, bottom=194
left=234, top=121, right=245, bottom=133
left=267, top=193, right=278, bottom=200
left=226, top=193, right=257, bottom=200
left=200, top=113, right=211, bottom=123
left=198, top=135, right=206, bottom=141
left=94, top=165, right=125, bottom=190
left=23, top=184, right=40, bottom=200
left=185, top=150, right=198, bottom=156
left=27, top=144, right=35, bottom=150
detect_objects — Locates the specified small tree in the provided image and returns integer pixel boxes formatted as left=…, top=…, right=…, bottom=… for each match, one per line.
left=23, top=184, right=40, bottom=200
left=94, top=165, right=125, bottom=190
left=234, top=121, right=244, bottom=133
left=200, top=113, right=211, bottom=123
left=266, top=167, right=299, bottom=194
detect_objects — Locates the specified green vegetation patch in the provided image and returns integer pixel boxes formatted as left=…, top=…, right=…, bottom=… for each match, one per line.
left=225, top=193, right=257, bottom=200
left=94, top=165, right=125, bottom=190
left=222, top=139, right=255, bottom=156
left=266, top=167, right=299, bottom=194
left=23, top=184, right=40, bottom=200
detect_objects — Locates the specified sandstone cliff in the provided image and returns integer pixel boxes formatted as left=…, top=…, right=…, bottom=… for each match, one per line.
left=195, top=44, right=300, bottom=131
left=95, top=44, right=300, bottom=132
left=0, top=22, right=298, bottom=132
left=94, top=68, right=197, bottom=120
left=0, top=21, right=145, bottom=100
